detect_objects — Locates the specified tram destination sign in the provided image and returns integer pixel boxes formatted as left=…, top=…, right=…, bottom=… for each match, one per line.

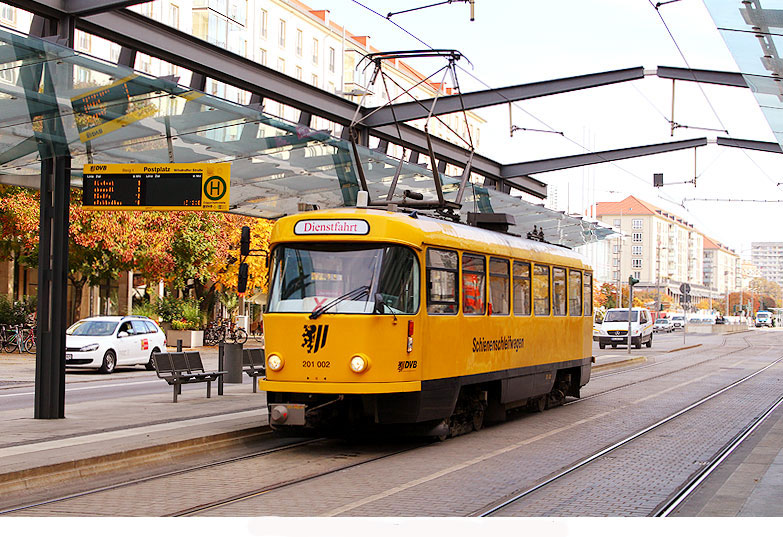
left=82, top=163, right=230, bottom=211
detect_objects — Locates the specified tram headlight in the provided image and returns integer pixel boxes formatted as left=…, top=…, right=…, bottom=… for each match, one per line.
left=349, top=354, right=370, bottom=373
left=267, top=354, right=284, bottom=372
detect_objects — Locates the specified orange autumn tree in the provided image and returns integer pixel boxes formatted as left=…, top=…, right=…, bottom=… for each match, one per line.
left=211, top=217, right=275, bottom=297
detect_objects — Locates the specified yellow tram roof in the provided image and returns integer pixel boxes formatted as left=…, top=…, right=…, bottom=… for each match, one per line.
left=270, top=209, right=591, bottom=270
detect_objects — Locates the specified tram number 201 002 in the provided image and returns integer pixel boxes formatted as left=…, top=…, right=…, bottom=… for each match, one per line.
left=302, top=360, right=330, bottom=368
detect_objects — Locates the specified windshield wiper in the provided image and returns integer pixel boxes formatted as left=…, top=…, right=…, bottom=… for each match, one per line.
left=309, top=285, right=370, bottom=320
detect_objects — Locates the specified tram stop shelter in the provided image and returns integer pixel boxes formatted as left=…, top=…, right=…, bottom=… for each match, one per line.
left=0, top=26, right=617, bottom=418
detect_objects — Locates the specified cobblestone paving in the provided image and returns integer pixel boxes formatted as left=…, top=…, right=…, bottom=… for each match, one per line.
left=9, top=331, right=783, bottom=517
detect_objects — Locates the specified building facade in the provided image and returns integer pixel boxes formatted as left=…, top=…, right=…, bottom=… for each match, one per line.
left=751, top=242, right=783, bottom=289
left=595, top=195, right=731, bottom=306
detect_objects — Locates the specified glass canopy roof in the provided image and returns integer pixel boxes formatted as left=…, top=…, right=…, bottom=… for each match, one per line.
left=0, top=25, right=613, bottom=247
left=704, top=0, right=783, bottom=149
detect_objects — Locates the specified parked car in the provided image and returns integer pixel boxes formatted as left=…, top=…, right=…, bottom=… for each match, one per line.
left=669, top=315, right=686, bottom=329
left=65, top=316, right=167, bottom=374
left=653, top=318, right=674, bottom=333
left=594, top=307, right=654, bottom=349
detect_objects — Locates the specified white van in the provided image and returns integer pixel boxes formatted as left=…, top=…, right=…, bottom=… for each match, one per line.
left=595, top=307, right=654, bottom=349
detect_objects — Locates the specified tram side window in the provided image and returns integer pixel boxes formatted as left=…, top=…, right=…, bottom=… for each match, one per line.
left=513, top=261, right=531, bottom=316
left=427, top=248, right=458, bottom=315
left=533, top=265, right=550, bottom=316
left=584, top=272, right=593, bottom=317
left=488, top=258, right=510, bottom=316
left=462, top=253, right=486, bottom=315
left=552, top=267, right=567, bottom=316
left=569, top=270, right=582, bottom=316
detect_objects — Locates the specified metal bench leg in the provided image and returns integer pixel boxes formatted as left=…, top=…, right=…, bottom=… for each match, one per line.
left=173, top=384, right=178, bottom=403
left=207, top=380, right=211, bottom=398
left=253, top=376, right=257, bottom=393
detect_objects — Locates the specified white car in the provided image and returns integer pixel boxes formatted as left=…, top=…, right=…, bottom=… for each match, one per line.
left=65, top=316, right=167, bottom=374
left=669, top=315, right=685, bottom=329
left=653, top=318, right=674, bottom=333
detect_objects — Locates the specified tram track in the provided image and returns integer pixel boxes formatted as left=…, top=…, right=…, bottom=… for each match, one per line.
left=473, top=353, right=783, bottom=517
left=0, top=434, right=324, bottom=516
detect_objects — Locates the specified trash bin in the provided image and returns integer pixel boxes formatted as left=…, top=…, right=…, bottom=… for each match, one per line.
left=223, top=342, right=243, bottom=383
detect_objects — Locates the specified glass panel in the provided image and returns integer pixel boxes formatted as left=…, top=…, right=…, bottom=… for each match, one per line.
left=427, top=248, right=457, bottom=315
left=533, top=265, right=550, bottom=316
left=488, top=257, right=509, bottom=316
left=462, top=253, right=485, bottom=315
left=267, top=243, right=418, bottom=315
left=552, top=267, right=566, bottom=316
left=569, top=270, right=582, bottom=316
left=513, top=261, right=531, bottom=316
left=583, top=272, right=593, bottom=317
left=605, top=310, right=638, bottom=323
left=0, top=28, right=613, bottom=247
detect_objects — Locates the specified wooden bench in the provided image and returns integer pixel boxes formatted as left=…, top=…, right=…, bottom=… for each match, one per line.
left=153, top=351, right=227, bottom=402
left=242, top=348, right=266, bottom=393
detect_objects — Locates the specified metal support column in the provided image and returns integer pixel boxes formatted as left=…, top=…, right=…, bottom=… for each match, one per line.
left=28, top=13, right=73, bottom=418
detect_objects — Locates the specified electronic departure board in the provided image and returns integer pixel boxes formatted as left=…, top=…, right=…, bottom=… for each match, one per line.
left=82, top=163, right=230, bottom=211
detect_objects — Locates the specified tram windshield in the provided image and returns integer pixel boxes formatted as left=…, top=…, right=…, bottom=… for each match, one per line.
left=267, top=243, right=420, bottom=315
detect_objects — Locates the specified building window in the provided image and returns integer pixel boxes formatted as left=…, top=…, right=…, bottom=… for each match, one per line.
left=258, top=48, right=267, bottom=65
left=169, top=4, right=180, bottom=28
left=311, top=74, right=319, bottom=87
left=279, top=19, right=286, bottom=47
left=632, top=259, right=642, bottom=269
left=312, top=38, right=319, bottom=64
left=260, top=9, right=268, bottom=38
left=76, top=30, right=91, bottom=51
left=328, top=47, right=335, bottom=73
left=613, top=258, right=619, bottom=267
left=632, top=219, right=643, bottom=229
left=633, top=271, right=641, bottom=280
left=613, top=218, right=621, bottom=227
left=613, top=244, right=620, bottom=254
left=277, top=57, right=285, bottom=74
left=613, top=271, right=620, bottom=280
left=0, top=5, right=15, bottom=23
left=633, top=233, right=642, bottom=242
left=632, top=245, right=642, bottom=255
left=295, top=66, right=302, bottom=80
left=295, top=29, right=303, bottom=56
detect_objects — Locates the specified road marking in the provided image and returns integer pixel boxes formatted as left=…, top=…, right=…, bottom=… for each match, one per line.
left=0, top=380, right=160, bottom=398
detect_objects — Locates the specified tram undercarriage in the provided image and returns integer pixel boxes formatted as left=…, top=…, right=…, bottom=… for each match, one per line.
left=266, top=359, right=589, bottom=439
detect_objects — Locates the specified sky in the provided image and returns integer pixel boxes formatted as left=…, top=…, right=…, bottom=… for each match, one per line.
left=314, top=0, right=783, bottom=255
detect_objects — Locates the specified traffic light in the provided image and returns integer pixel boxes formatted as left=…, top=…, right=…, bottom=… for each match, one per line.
left=240, top=226, right=250, bottom=257
left=629, top=276, right=639, bottom=286
left=237, top=262, right=249, bottom=294
left=653, top=173, right=663, bottom=187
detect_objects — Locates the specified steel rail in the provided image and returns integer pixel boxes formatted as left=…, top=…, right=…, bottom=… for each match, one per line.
left=172, top=443, right=425, bottom=516
left=654, top=393, right=783, bottom=517
left=474, top=353, right=783, bottom=517
left=0, top=433, right=323, bottom=515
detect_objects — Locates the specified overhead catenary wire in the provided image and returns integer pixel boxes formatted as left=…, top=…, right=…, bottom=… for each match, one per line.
left=648, top=0, right=780, bottom=189
left=348, top=0, right=685, bottom=210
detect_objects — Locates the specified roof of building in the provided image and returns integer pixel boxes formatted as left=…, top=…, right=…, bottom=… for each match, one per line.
left=703, top=236, right=737, bottom=255
left=596, top=195, right=696, bottom=229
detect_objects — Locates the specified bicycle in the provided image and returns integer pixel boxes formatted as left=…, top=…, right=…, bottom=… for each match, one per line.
left=23, top=324, right=36, bottom=354
left=3, top=325, right=31, bottom=353
left=203, top=318, right=247, bottom=345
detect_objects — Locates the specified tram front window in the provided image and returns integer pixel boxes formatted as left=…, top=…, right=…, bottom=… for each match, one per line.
left=268, top=244, right=420, bottom=315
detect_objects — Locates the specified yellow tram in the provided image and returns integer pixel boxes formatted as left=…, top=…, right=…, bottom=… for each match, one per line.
left=258, top=208, right=593, bottom=437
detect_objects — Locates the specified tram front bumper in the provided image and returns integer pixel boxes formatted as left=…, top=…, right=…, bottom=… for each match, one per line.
left=257, top=378, right=422, bottom=395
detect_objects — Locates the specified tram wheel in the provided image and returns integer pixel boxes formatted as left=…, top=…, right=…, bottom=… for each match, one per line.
left=472, top=409, right=485, bottom=431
